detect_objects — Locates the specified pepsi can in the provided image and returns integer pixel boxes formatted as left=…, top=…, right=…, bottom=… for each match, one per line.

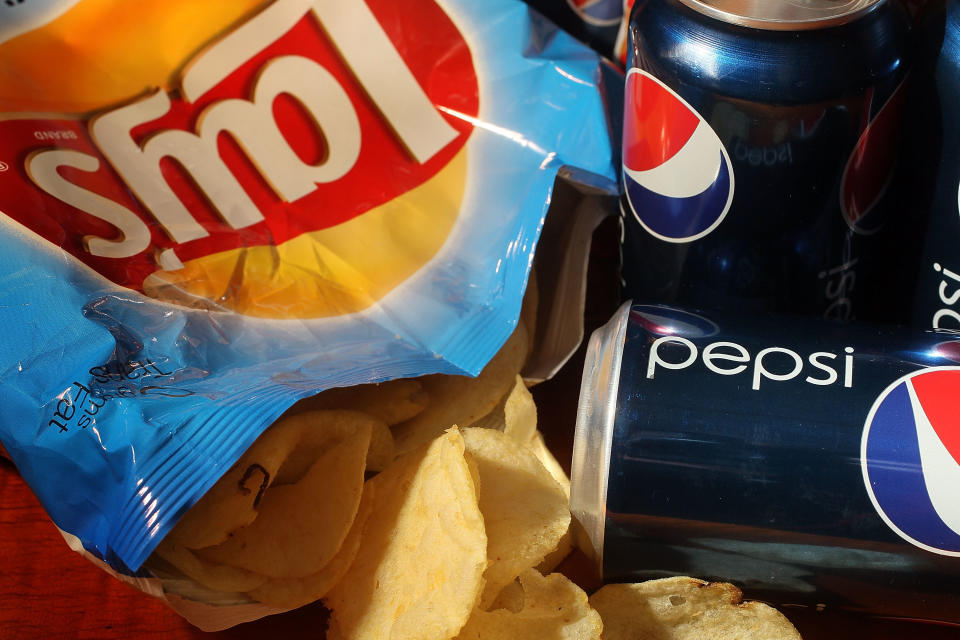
left=620, top=0, right=910, bottom=321
left=571, top=302, right=960, bottom=622
left=880, top=0, right=960, bottom=330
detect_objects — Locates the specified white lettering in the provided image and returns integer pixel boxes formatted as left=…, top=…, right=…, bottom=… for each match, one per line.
left=702, top=341, right=749, bottom=376
left=311, top=0, right=458, bottom=163
left=236, top=55, right=360, bottom=201
left=33, top=0, right=457, bottom=259
left=183, top=0, right=456, bottom=163
left=844, top=347, right=854, bottom=388
left=752, top=347, right=803, bottom=390
left=91, top=55, right=363, bottom=243
left=33, top=130, right=78, bottom=141
left=26, top=150, right=150, bottom=259
left=935, top=262, right=960, bottom=306
left=647, top=336, right=697, bottom=379
left=182, top=0, right=313, bottom=101
left=90, top=91, right=211, bottom=244
left=645, top=336, right=852, bottom=390
left=933, top=308, right=960, bottom=331
left=938, top=282, right=960, bottom=307
left=806, top=352, right=839, bottom=386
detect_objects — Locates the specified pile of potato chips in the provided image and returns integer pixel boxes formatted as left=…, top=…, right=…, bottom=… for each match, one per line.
left=147, top=316, right=802, bottom=638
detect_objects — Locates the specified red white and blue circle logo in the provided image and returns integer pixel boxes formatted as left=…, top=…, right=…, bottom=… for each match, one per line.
left=861, top=367, right=960, bottom=555
left=622, top=69, right=734, bottom=244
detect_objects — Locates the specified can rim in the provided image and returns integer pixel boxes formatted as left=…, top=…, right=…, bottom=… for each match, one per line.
left=570, top=299, right=632, bottom=577
left=675, top=0, right=886, bottom=31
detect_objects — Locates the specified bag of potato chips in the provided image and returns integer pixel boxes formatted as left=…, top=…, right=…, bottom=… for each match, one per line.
left=0, top=0, right=615, bottom=576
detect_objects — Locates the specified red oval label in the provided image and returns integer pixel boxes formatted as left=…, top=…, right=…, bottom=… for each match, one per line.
left=0, top=0, right=478, bottom=308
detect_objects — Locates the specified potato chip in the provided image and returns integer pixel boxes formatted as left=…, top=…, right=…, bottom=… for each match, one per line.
left=270, top=411, right=386, bottom=485
left=528, top=431, right=570, bottom=497
left=465, top=390, right=511, bottom=432
left=488, top=578, right=525, bottom=613
left=324, top=429, right=487, bottom=640
left=166, top=409, right=377, bottom=549
left=456, top=569, right=602, bottom=639
left=152, top=539, right=267, bottom=593
left=478, top=376, right=569, bottom=494
left=147, top=556, right=262, bottom=608
left=461, top=427, right=570, bottom=609
left=246, top=482, right=376, bottom=609
left=197, top=418, right=371, bottom=578
left=364, top=419, right=396, bottom=473
left=165, top=416, right=306, bottom=549
left=503, top=378, right=569, bottom=489
left=537, top=528, right=574, bottom=574
left=502, top=375, right=538, bottom=444
left=392, top=324, right=529, bottom=455
left=288, top=379, right=428, bottom=426
left=469, top=377, right=574, bottom=573
left=589, top=577, right=802, bottom=640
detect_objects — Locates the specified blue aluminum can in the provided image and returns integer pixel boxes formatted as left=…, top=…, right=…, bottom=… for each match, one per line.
left=571, top=302, right=960, bottom=622
left=620, top=0, right=911, bottom=321
left=874, top=0, right=960, bottom=330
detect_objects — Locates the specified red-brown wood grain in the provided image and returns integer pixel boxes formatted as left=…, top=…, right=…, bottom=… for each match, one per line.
left=0, top=458, right=327, bottom=640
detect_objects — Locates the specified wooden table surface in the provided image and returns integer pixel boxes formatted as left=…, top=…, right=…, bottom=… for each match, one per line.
left=2, top=220, right=959, bottom=639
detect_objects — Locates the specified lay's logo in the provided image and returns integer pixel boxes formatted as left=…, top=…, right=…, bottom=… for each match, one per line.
left=0, top=0, right=478, bottom=317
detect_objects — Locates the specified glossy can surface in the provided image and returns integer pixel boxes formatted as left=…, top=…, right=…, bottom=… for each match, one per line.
left=620, top=0, right=911, bottom=320
left=873, top=0, right=960, bottom=329
left=571, top=302, right=960, bottom=622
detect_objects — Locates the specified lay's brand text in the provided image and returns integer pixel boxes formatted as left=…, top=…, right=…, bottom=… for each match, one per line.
left=0, top=0, right=478, bottom=317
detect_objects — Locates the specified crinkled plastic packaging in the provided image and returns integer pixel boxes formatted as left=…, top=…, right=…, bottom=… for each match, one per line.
left=0, top=0, right=615, bottom=588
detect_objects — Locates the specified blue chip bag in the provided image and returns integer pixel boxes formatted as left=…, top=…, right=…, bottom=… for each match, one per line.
left=0, top=0, right=615, bottom=573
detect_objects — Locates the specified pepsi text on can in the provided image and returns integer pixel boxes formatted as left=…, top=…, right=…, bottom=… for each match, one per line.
left=571, top=302, right=960, bottom=622
left=646, top=335, right=855, bottom=390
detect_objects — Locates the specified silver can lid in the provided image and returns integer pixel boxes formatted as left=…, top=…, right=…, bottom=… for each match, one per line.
left=676, top=0, right=885, bottom=30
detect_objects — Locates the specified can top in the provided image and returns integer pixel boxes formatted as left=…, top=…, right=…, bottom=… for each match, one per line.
left=677, top=0, right=885, bottom=30
left=569, top=301, right=632, bottom=574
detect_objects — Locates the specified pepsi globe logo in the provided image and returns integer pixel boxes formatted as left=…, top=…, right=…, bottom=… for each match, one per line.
left=566, top=0, right=623, bottom=26
left=861, top=367, right=960, bottom=555
left=622, top=69, right=735, bottom=244
left=630, top=304, right=719, bottom=339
